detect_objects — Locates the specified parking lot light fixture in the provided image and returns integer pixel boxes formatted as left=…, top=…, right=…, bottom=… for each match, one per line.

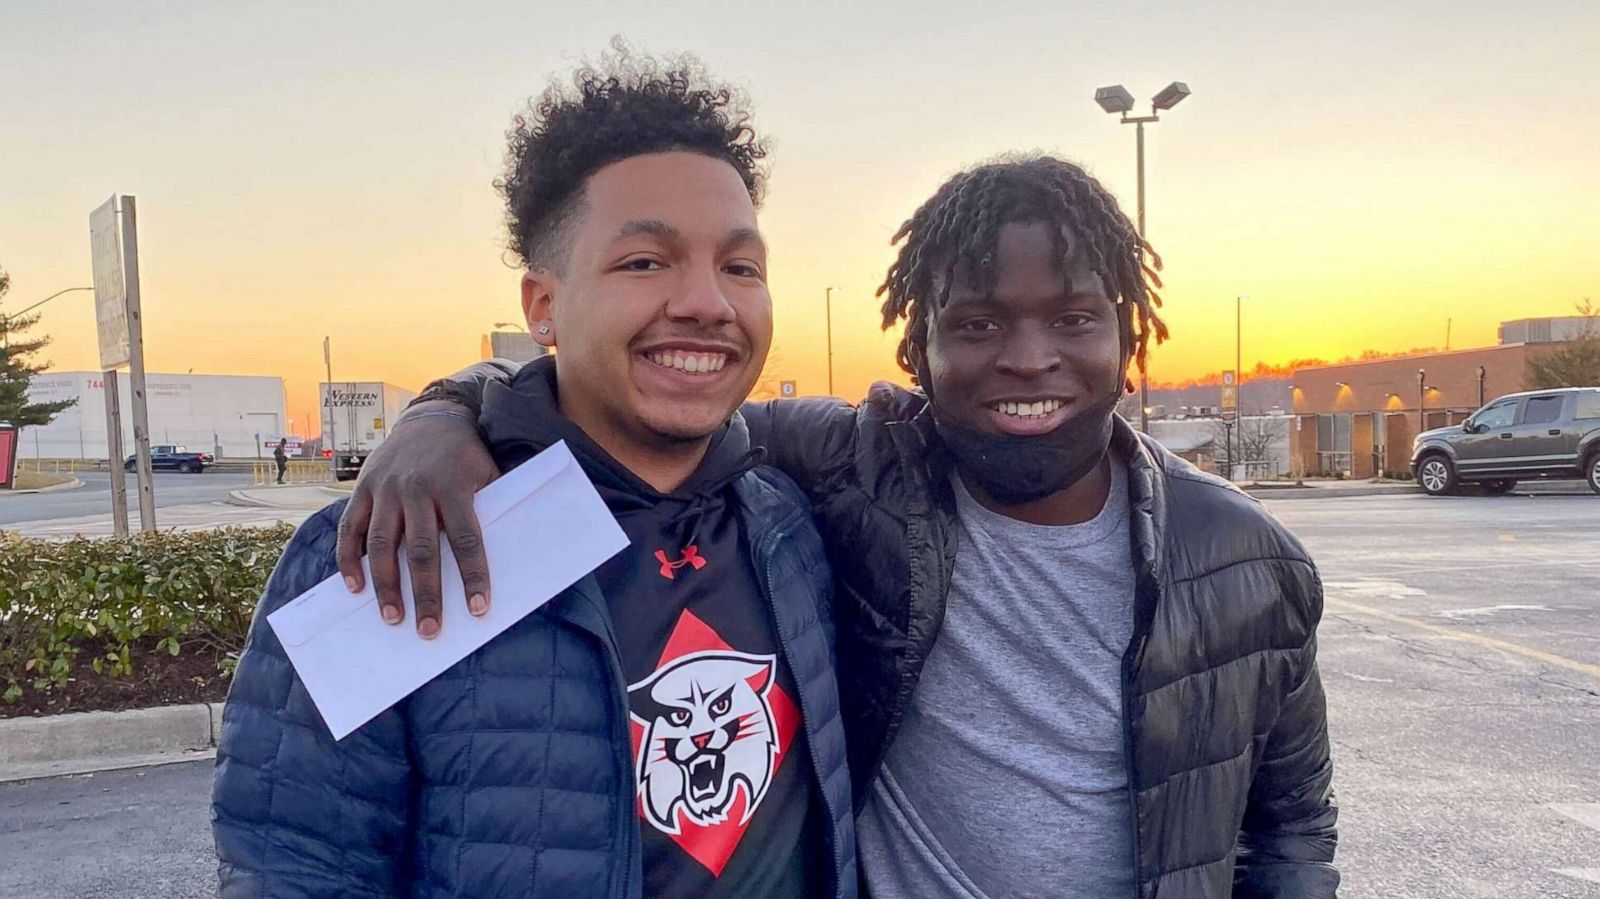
left=1094, top=85, right=1135, bottom=115
left=1093, top=78, right=1191, bottom=432
left=1151, top=82, right=1192, bottom=111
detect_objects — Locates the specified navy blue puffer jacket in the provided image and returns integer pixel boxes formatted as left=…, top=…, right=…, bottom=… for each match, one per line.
left=212, top=466, right=854, bottom=897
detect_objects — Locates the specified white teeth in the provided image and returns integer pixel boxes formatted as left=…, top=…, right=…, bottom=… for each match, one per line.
left=992, top=399, right=1064, bottom=418
left=647, top=351, right=729, bottom=374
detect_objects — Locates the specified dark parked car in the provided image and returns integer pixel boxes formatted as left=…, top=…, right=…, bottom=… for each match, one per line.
left=1411, top=387, right=1600, bottom=496
left=124, top=444, right=214, bottom=474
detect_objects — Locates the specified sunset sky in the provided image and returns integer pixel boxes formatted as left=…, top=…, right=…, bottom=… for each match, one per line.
left=4, top=1, right=1596, bottom=437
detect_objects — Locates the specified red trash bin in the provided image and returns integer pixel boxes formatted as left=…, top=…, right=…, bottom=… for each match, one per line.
left=0, top=425, right=17, bottom=490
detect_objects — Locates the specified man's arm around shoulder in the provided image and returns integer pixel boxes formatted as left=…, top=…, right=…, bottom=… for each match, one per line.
left=740, top=397, right=859, bottom=499
left=1233, top=561, right=1340, bottom=898
left=213, top=502, right=414, bottom=898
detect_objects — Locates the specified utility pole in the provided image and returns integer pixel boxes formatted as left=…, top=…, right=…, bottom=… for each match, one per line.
left=324, top=337, right=336, bottom=478
left=824, top=286, right=840, bottom=397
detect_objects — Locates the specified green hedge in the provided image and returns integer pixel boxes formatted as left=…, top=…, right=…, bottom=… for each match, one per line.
left=0, top=524, right=294, bottom=704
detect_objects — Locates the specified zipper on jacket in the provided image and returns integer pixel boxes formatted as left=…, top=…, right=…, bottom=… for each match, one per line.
left=867, top=421, right=947, bottom=790
left=1120, top=567, right=1159, bottom=899
left=577, top=590, right=642, bottom=899
left=1120, top=647, right=1145, bottom=899
left=756, top=516, right=847, bottom=899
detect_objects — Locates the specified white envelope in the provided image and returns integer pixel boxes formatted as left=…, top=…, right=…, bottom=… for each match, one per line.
left=268, top=441, right=629, bottom=740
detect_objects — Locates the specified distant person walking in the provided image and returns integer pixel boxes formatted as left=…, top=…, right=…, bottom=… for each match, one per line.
left=272, top=439, right=288, bottom=485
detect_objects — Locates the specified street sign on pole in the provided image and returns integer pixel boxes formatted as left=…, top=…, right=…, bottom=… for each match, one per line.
left=90, top=197, right=130, bottom=536
left=1221, top=370, right=1238, bottom=423
left=90, top=195, right=157, bottom=533
left=119, top=196, right=157, bottom=532
left=89, top=198, right=131, bottom=371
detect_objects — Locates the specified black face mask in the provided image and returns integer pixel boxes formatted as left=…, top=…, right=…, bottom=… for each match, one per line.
left=921, top=364, right=1121, bottom=505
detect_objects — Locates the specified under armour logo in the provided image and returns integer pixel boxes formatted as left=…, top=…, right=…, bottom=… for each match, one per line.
left=655, top=546, right=707, bottom=580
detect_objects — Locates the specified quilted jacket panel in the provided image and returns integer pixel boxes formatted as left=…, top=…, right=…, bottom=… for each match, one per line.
left=215, top=469, right=855, bottom=898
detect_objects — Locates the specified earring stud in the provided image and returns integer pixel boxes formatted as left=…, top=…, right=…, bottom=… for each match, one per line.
left=537, top=324, right=551, bottom=336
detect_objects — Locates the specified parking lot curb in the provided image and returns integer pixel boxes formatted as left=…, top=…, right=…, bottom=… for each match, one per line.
left=226, top=487, right=335, bottom=511
left=0, top=703, right=218, bottom=784
left=0, top=477, right=84, bottom=496
left=1247, top=484, right=1420, bottom=500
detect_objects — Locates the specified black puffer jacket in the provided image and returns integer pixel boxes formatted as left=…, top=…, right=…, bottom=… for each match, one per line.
left=740, top=385, right=1339, bottom=899
left=427, top=366, right=1339, bottom=898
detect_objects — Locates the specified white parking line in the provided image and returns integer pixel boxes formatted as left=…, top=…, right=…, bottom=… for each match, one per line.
left=1323, top=579, right=1427, bottom=599
left=1434, top=604, right=1553, bottom=620
left=1549, top=804, right=1600, bottom=886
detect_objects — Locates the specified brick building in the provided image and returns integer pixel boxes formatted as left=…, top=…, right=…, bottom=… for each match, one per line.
left=1288, top=316, right=1586, bottom=479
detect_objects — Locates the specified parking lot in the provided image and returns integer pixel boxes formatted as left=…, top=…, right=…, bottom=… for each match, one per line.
left=1273, top=491, right=1600, bottom=898
left=1, top=491, right=1596, bottom=898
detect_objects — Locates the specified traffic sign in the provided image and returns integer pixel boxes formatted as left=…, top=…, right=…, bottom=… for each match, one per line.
left=1221, top=369, right=1239, bottom=419
left=89, top=197, right=131, bottom=371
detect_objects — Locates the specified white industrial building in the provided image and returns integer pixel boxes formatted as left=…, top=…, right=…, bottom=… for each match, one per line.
left=17, top=371, right=288, bottom=460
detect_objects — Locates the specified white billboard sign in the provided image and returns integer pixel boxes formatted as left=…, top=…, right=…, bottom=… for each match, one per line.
left=89, top=196, right=131, bottom=371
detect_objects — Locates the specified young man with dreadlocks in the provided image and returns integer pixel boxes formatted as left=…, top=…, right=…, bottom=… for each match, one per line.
left=341, top=155, right=1339, bottom=897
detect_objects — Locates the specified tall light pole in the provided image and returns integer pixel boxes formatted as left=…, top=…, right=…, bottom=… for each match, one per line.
left=1, top=286, right=93, bottom=348
left=1094, top=81, right=1192, bottom=432
left=1234, top=294, right=1246, bottom=477
left=824, top=286, right=841, bottom=397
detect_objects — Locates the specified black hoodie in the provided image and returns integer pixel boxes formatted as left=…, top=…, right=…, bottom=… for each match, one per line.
left=478, top=358, right=820, bottom=899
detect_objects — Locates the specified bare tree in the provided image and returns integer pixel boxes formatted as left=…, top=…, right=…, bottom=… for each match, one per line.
left=746, top=350, right=787, bottom=401
left=1526, top=299, right=1600, bottom=390
left=1209, top=407, right=1288, bottom=474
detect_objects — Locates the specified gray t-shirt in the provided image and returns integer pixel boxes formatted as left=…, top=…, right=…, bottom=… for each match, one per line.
left=857, top=457, right=1137, bottom=899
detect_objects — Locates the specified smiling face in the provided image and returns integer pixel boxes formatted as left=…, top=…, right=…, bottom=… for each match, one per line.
left=523, top=151, right=772, bottom=457
left=923, top=220, right=1129, bottom=440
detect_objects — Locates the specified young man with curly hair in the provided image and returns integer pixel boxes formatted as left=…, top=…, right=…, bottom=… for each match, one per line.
left=211, top=49, right=856, bottom=899
left=349, top=154, right=1341, bottom=897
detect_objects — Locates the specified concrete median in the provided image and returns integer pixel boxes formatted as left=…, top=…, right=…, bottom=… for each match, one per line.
left=0, top=704, right=219, bottom=783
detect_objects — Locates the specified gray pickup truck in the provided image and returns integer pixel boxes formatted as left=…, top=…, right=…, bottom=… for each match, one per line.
left=1411, top=386, right=1600, bottom=495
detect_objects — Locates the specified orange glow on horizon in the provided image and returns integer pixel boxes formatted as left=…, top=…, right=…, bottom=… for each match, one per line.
left=2, top=5, right=1594, bottom=437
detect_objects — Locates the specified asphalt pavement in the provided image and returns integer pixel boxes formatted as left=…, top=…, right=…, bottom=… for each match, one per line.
left=0, top=471, right=258, bottom=527
left=1272, top=491, right=1600, bottom=898
left=1, top=491, right=1596, bottom=898
left=0, top=761, right=215, bottom=899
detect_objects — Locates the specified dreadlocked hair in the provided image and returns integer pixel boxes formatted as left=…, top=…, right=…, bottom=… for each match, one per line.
left=877, top=154, right=1168, bottom=378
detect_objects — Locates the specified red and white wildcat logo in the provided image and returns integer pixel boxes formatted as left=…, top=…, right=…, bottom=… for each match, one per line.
left=625, top=609, right=801, bottom=876
left=629, top=649, right=778, bottom=834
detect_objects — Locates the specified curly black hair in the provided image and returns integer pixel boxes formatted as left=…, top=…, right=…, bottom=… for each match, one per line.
left=878, top=154, right=1168, bottom=377
left=496, top=42, right=769, bottom=272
